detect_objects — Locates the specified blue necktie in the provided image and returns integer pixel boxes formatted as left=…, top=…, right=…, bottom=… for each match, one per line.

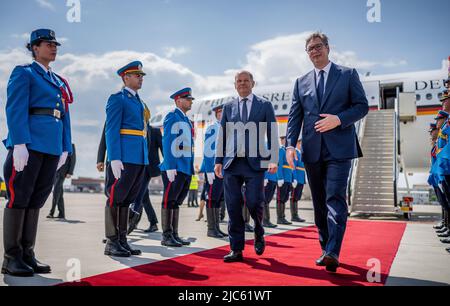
left=241, top=98, right=248, bottom=123
left=317, top=70, right=325, bottom=106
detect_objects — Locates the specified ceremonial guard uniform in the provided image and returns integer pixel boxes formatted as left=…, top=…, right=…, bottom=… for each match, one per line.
left=276, top=141, right=293, bottom=225
left=290, top=145, right=306, bottom=222
left=104, top=61, right=149, bottom=257
left=2, top=29, right=73, bottom=276
left=200, top=104, right=228, bottom=238
left=263, top=170, right=278, bottom=228
left=159, top=88, right=195, bottom=247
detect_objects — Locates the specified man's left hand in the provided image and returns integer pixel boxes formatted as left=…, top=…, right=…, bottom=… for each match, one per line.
left=66, top=174, right=72, bottom=179
left=268, top=163, right=277, bottom=174
left=315, top=114, right=341, bottom=133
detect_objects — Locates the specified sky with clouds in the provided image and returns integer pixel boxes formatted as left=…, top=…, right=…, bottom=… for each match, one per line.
left=0, top=0, right=448, bottom=178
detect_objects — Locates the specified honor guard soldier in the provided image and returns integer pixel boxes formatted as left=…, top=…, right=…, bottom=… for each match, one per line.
left=290, top=139, right=306, bottom=222
left=159, top=88, right=195, bottom=247
left=263, top=169, right=278, bottom=228
left=2, top=29, right=73, bottom=277
left=435, top=110, right=450, bottom=239
left=276, top=136, right=294, bottom=225
left=104, top=61, right=149, bottom=257
left=441, top=90, right=449, bottom=112
left=200, top=104, right=228, bottom=238
left=429, top=123, right=448, bottom=232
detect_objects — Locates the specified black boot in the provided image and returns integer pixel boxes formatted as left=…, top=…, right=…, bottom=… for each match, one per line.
left=161, top=208, right=182, bottom=247
left=214, top=208, right=228, bottom=237
left=172, top=208, right=190, bottom=245
left=127, top=205, right=141, bottom=235
left=262, top=203, right=277, bottom=228
left=22, top=209, right=51, bottom=274
left=207, top=208, right=223, bottom=238
left=104, top=206, right=130, bottom=257
left=291, top=200, right=305, bottom=222
left=277, top=202, right=292, bottom=225
left=119, top=207, right=141, bottom=256
left=2, top=209, right=34, bottom=277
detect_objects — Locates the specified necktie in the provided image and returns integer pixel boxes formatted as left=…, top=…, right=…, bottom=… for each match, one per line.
left=317, top=70, right=325, bottom=106
left=241, top=98, right=248, bottom=123
left=135, top=93, right=141, bottom=102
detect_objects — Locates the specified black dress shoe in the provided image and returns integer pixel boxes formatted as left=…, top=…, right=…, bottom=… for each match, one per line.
left=254, top=236, right=265, bottom=256
left=446, top=247, right=450, bottom=254
left=223, top=251, right=243, bottom=263
left=144, top=224, right=158, bottom=233
left=436, top=227, right=448, bottom=234
left=323, top=254, right=339, bottom=273
left=315, top=253, right=326, bottom=266
left=433, top=222, right=445, bottom=230
left=441, top=238, right=450, bottom=244
left=46, top=214, right=54, bottom=219
left=245, top=223, right=254, bottom=233
left=438, top=230, right=450, bottom=238
left=262, top=221, right=278, bottom=228
left=291, top=216, right=306, bottom=223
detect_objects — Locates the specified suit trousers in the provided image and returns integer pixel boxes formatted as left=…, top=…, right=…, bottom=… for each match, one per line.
left=223, top=158, right=265, bottom=251
left=304, top=154, right=351, bottom=259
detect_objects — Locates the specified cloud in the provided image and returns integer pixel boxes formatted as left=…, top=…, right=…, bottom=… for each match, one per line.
left=163, top=46, right=190, bottom=59
left=11, top=33, right=30, bottom=40
left=0, top=31, right=406, bottom=178
left=36, top=0, right=55, bottom=11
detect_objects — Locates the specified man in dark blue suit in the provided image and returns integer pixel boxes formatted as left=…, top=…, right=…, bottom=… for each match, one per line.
left=286, top=33, right=368, bottom=273
left=215, top=71, right=278, bottom=262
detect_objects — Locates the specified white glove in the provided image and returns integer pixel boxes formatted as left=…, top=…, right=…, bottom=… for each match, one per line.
left=278, top=180, right=284, bottom=187
left=166, top=169, right=177, bottom=182
left=57, top=151, right=68, bottom=171
left=111, top=160, right=124, bottom=180
left=292, top=180, right=298, bottom=188
left=264, top=179, right=268, bottom=187
left=207, top=172, right=215, bottom=185
left=13, top=144, right=29, bottom=172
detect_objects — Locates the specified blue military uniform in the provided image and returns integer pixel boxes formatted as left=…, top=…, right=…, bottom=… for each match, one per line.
left=200, top=104, right=228, bottom=238
left=103, top=61, right=148, bottom=258
left=159, top=87, right=195, bottom=247
left=289, top=147, right=306, bottom=222
left=2, top=29, right=72, bottom=277
left=276, top=145, right=294, bottom=224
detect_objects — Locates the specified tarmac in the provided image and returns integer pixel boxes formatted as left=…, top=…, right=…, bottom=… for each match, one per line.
left=0, top=192, right=449, bottom=286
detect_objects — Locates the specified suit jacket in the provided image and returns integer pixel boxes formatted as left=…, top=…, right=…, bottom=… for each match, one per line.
left=105, top=88, right=149, bottom=165
left=3, top=62, right=72, bottom=155
left=147, top=126, right=163, bottom=177
left=215, top=95, right=279, bottom=172
left=159, top=108, right=194, bottom=176
left=97, top=123, right=107, bottom=164
left=286, top=63, right=368, bottom=163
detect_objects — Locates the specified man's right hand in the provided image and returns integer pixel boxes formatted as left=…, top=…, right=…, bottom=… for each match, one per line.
left=215, top=164, right=223, bottom=179
left=97, top=162, right=105, bottom=172
left=166, top=169, right=177, bottom=182
left=13, top=144, right=29, bottom=172
left=278, top=180, right=284, bottom=187
left=207, top=172, right=215, bottom=185
left=286, top=147, right=298, bottom=169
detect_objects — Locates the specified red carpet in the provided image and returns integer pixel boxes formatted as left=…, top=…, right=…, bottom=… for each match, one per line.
left=63, top=220, right=406, bottom=286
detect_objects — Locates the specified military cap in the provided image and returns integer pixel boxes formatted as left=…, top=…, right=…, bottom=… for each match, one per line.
left=30, top=29, right=61, bottom=46
left=117, top=61, right=146, bottom=77
left=212, top=103, right=224, bottom=112
left=429, top=123, right=438, bottom=132
left=170, top=87, right=195, bottom=100
left=434, top=110, right=449, bottom=120
left=440, top=90, right=449, bottom=102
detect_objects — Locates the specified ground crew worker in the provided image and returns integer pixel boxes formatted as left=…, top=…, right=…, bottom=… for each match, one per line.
left=104, top=61, right=149, bottom=257
left=159, top=87, right=195, bottom=247
left=290, top=139, right=306, bottom=222
left=2, top=29, right=73, bottom=276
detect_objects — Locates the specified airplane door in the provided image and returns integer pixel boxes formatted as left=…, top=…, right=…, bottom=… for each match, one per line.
left=362, top=80, right=381, bottom=109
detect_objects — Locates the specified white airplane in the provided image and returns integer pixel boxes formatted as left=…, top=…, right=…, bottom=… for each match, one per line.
left=149, top=59, right=449, bottom=175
